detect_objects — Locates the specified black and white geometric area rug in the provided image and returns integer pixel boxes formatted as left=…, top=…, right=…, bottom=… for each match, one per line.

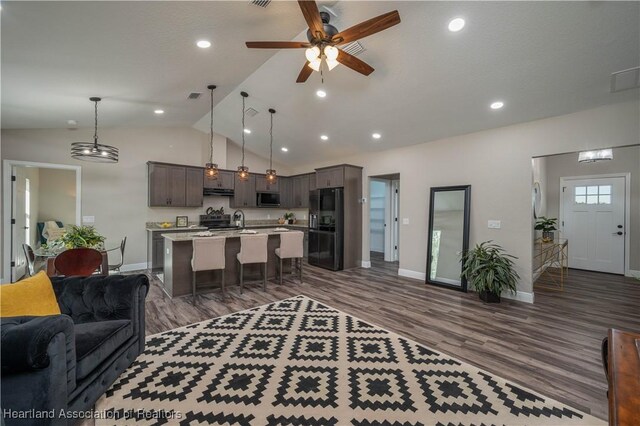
left=97, top=296, right=602, bottom=425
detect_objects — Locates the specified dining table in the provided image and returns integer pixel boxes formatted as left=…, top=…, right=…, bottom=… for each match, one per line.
left=33, top=246, right=115, bottom=277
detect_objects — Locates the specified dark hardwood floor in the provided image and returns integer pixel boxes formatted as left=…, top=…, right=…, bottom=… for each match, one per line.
left=140, top=257, right=640, bottom=421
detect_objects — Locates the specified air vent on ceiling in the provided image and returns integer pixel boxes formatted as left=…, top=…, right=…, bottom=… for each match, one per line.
left=245, top=107, right=259, bottom=117
left=249, top=0, right=271, bottom=8
left=187, top=92, right=202, bottom=100
left=610, top=66, right=640, bottom=93
left=341, top=41, right=366, bottom=57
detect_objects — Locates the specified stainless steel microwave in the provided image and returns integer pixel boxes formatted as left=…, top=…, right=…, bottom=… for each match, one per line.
left=257, top=192, right=280, bottom=207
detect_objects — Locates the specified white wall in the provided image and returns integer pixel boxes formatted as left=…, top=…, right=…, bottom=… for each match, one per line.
left=543, top=145, right=640, bottom=270
left=37, top=168, right=76, bottom=227
left=290, top=101, right=640, bottom=299
left=1, top=126, right=294, bottom=278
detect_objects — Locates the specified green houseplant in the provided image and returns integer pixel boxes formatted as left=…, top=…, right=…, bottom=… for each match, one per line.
left=461, top=241, right=520, bottom=303
left=59, top=225, right=106, bottom=250
left=283, top=212, right=295, bottom=224
left=534, top=217, right=557, bottom=242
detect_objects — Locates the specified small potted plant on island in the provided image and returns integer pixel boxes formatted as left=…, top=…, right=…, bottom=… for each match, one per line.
left=535, top=217, right=557, bottom=243
left=284, top=212, right=296, bottom=225
left=461, top=241, right=520, bottom=303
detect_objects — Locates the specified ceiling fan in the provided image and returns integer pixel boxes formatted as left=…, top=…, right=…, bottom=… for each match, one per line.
left=245, top=1, right=400, bottom=83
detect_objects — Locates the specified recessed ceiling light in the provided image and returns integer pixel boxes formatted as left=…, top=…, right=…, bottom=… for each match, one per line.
left=490, top=101, right=504, bottom=110
left=372, top=133, right=382, bottom=139
left=316, top=89, right=327, bottom=98
left=154, top=109, right=164, bottom=115
left=281, top=147, right=289, bottom=152
left=448, top=18, right=465, bottom=32
left=196, top=40, right=211, bottom=48
left=243, top=128, right=251, bottom=134
left=320, top=135, right=329, bottom=141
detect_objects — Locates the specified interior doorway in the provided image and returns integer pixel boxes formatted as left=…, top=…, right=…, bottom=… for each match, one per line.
left=2, top=160, right=82, bottom=282
left=369, top=174, right=400, bottom=264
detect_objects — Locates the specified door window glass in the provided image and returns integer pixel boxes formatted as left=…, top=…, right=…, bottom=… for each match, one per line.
left=574, top=185, right=612, bottom=205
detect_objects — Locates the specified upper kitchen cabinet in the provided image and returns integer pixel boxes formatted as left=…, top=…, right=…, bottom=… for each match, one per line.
left=185, top=167, right=204, bottom=207
left=291, top=174, right=310, bottom=208
left=279, top=177, right=292, bottom=208
left=255, top=174, right=280, bottom=193
left=203, top=170, right=235, bottom=190
left=315, top=166, right=344, bottom=189
left=148, top=162, right=197, bottom=207
left=231, top=173, right=257, bottom=208
left=308, top=172, right=317, bottom=191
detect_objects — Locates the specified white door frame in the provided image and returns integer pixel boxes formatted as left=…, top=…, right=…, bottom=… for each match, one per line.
left=559, top=173, right=631, bottom=276
left=390, top=179, right=400, bottom=262
left=2, top=160, right=82, bottom=283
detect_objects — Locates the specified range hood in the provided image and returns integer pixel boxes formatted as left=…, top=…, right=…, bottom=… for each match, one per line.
left=203, top=188, right=234, bottom=196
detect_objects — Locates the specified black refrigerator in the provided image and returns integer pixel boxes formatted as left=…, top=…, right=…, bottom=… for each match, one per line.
left=308, top=188, right=344, bottom=271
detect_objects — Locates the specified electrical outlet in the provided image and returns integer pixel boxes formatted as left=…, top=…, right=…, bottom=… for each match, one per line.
left=267, top=214, right=271, bottom=219
left=402, top=218, right=409, bottom=225
left=488, top=220, right=501, bottom=229
left=82, top=216, right=95, bottom=223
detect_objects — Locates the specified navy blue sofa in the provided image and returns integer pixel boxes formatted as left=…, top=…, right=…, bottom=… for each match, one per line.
left=1, top=274, right=149, bottom=425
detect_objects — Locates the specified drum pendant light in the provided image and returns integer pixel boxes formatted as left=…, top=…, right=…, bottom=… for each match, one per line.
left=71, top=97, right=118, bottom=163
left=266, top=108, right=277, bottom=184
left=237, top=91, right=250, bottom=181
left=204, top=85, right=219, bottom=179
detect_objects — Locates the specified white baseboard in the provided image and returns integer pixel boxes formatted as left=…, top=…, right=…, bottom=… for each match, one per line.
left=118, top=262, right=148, bottom=273
left=502, top=291, right=535, bottom=304
left=626, top=269, right=640, bottom=278
left=361, top=261, right=371, bottom=268
left=398, top=268, right=426, bottom=281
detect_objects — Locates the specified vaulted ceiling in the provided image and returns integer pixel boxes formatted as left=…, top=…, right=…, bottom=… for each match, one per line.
left=2, top=2, right=639, bottom=165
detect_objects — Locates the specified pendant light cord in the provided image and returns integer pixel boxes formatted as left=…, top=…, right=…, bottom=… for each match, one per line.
left=209, top=87, right=214, bottom=164
left=93, top=100, right=99, bottom=146
left=269, top=111, right=273, bottom=170
left=241, top=94, right=246, bottom=167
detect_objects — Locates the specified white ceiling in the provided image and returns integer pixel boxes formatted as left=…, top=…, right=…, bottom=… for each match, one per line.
left=3, top=2, right=639, bottom=166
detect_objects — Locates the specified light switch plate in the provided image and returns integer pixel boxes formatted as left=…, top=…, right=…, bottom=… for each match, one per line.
left=402, top=218, right=410, bottom=225
left=488, top=220, right=501, bottom=229
left=82, top=216, right=95, bottom=223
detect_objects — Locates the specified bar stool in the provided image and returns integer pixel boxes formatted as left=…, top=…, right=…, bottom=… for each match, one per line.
left=191, top=236, right=226, bottom=301
left=275, top=231, right=304, bottom=285
left=237, top=234, right=268, bottom=294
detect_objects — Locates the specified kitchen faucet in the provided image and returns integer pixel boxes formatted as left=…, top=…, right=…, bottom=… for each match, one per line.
left=233, top=209, right=245, bottom=229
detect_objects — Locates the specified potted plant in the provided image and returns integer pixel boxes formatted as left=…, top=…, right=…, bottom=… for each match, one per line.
left=535, top=217, right=557, bottom=242
left=461, top=241, right=520, bottom=303
left=59, top=225, right=106, bottom=250
left=283, top=212, right=295, bottom=225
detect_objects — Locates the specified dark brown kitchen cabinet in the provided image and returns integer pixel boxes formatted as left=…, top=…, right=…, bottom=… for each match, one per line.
left=231, top=173, right=257, bottom=208
left=308, top=172, right=317, bottom=191
left=148, top=162, right=190, bottom=207
left=185, top=167, right=204, bottom=207
left=315, top=166, right=344, bottom=189
left=203, top=170, right=235, bottom=190
left=291, top=174, right=310, bottom=208
left=255, top=175, right=280, bottom=193
left=279, top=177, right=292, bottom=208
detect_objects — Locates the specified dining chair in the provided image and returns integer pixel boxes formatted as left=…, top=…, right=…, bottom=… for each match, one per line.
left=22, top=244, right=36, bottom=277
left=275, top=231, right=304, bottom=285
left=54, top=248, right=103, bottom=276
left=108, top=237, right=127, bottom=272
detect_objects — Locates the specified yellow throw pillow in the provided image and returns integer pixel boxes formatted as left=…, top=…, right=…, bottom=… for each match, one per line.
left=0, top=271, right=61, bottom=317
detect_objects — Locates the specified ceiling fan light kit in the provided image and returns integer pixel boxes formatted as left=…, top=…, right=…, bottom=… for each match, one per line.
left=70, top=97, right=119, bottom=163
left=245, top=1, right=400, bottom=83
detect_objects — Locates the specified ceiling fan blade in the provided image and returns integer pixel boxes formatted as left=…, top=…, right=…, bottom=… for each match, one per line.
left=296, top=62, right=314, bottom=83
left=332, top=10, right=401, bottom=45
left=298, top=0, right=325, bottom=39
left=245, top=41, right=311, bottom=49
left=337, top=49, right=374, bottom=76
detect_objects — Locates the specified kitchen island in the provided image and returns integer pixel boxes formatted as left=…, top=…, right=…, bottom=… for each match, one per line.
left=162, top=228, right=299, bottom=298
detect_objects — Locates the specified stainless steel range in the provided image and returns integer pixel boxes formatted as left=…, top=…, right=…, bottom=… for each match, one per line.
left=199, top=214, right=238, bottom=230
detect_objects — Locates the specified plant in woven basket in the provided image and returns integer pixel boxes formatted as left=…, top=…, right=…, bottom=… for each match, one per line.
left=461, top=241, right=519, bottom=303
left=59, top=225, right=105, bottom=250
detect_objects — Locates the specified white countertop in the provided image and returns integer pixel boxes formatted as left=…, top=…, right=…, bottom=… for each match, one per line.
left=163, top=227, right=299, bottom=241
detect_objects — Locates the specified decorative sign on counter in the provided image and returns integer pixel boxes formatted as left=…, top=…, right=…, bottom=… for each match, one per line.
left=176, top=216, right=188, bottom=228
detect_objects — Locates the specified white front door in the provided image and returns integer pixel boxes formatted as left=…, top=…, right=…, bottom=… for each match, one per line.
left=561, top=176, right=626, bottom=274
